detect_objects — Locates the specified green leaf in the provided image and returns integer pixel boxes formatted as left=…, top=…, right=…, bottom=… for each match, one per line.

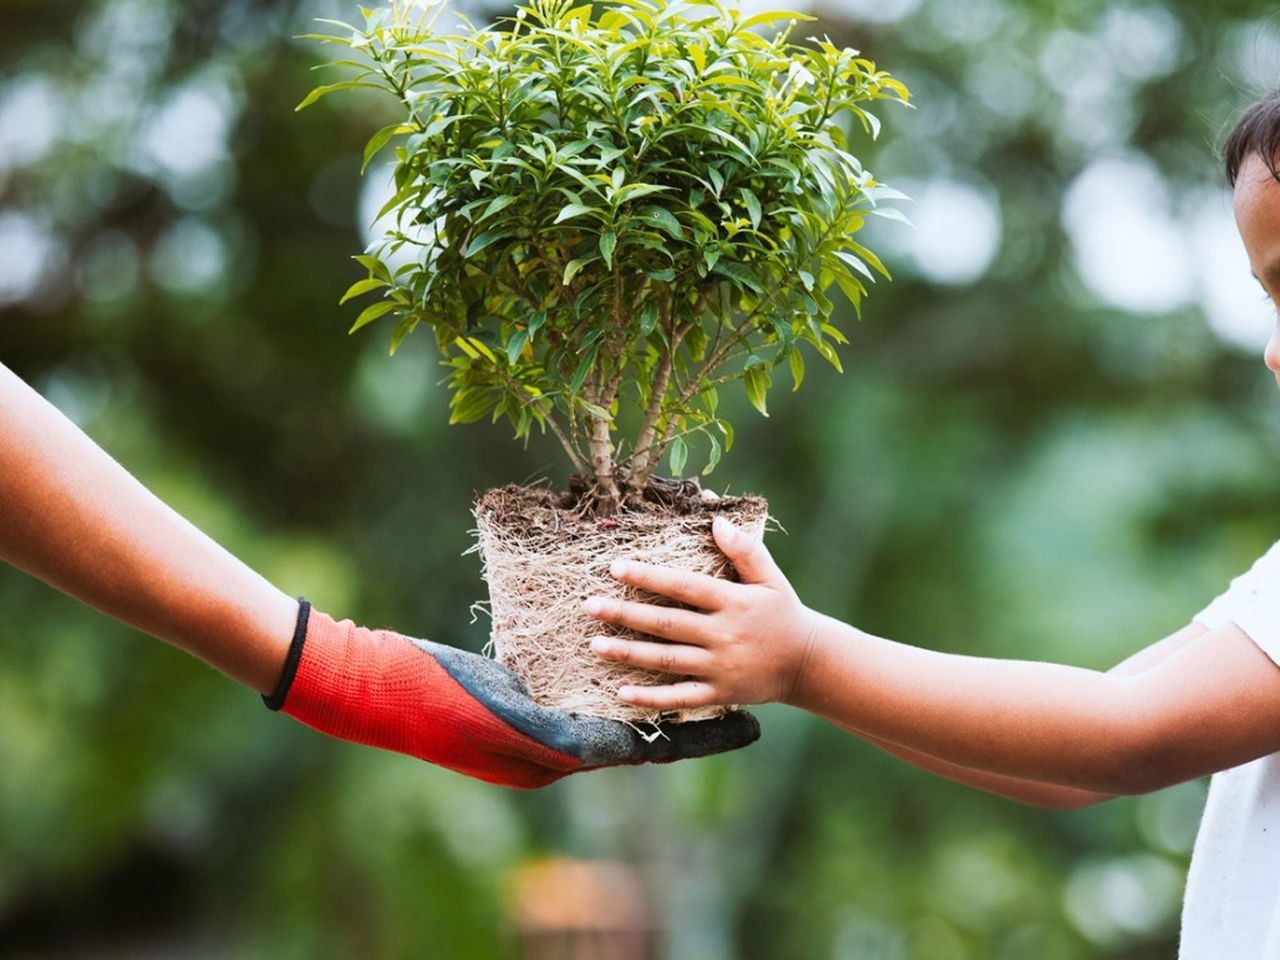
left=389, top=318, right=417, bottom=355
left=465, top=229, right=512, bottom=257
left=688, top=43, right=706, bottom=74
left=788, top=349, right=805, bottom=391
left=354, top=254, right=391, bottom=281
left=295, top=32, right=360, bottom=46
left=339, top=277, right=386, bottom=305
left=739, top=9, right=816, bottom=29
left=739, top=188, right=762, bottom=229
left=869, top=206, right=912, bottom=226
left=744, top=361, right=771, bottom=417
left=599, top=231, right=617, bottom=270
left=450, top=388, right=497, bottom=425
left=712, top=261, right=765, bottom=294
left=616, top=183, right=672, bottom=203
left=720, top=420, right=735, bottom=451
left=703, top=74, right=763, bottom=92
left=642, top=206, right=684, bottom=239
left=669, top=436, right=688, bottom=477
left=578, top=399, right=611, bottom=419
left=375, top=182, right=417, bottom=222
left=563, top=257, right=595, bottom=285
left=295, top=81, right=382, bottom=112
left=833, top=249, right=875, bottom=282
left=846, top=240, right=892, bottom=280
left=830, top=262, right=866, bottom=310
left=639, top=302, right=659, bottom=336
left=687, top=124, right=753, bottom=158
left=479, top=195, right=517, bottom=221
left=702, top=433, right=721, bottom=475
left=349, top=300, right=397, bottom=334
left=506, top=327, right=530, bottom=366
left=569, top=343, right=599, bottom=394
left=362, top=123, right=412, bottom=173
left=465, top=337, right=498, bottom=364
left=555, top=202, right=597, bottom=224
left=817, top=339, right=844, bottom=373
left=702, top=385, right=719, bottom=416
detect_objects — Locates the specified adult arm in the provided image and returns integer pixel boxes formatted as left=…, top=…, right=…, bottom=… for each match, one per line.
left=0, top=361, right=296, bottom=692
left=0, top=362, right=760, bottom=788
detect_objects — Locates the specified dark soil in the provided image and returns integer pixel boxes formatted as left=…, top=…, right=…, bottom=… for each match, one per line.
left=476, top=477, right=768, bottom=539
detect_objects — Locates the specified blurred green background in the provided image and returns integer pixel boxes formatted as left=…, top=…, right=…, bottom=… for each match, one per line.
left=3, top=0, right=1280, bottom=956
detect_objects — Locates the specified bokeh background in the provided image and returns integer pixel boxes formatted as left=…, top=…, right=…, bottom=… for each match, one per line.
left=3, top=0, right=1280, bottom=956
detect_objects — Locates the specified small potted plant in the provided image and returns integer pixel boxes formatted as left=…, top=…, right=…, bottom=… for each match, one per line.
left=301, top=0, right=907, bottom=722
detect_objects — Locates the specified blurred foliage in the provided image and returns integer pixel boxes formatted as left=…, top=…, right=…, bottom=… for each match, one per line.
left=3, top=0, right=1280, bottom=957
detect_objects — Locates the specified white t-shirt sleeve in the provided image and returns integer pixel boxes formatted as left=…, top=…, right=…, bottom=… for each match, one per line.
left=1194, top=540, right=1280, bottom=666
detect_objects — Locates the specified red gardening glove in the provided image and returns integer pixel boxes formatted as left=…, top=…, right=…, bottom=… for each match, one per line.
left=265, top=601, right=760, bottom=789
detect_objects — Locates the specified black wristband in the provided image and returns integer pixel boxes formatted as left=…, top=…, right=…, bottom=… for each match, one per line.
left=263, top=598, right=311, bottom=711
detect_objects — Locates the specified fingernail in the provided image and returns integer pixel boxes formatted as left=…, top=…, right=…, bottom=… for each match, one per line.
left=590, top=637, right=611, bottom=654
left=714, top=516, right=736, bottom=540
left=618, top=686, right=638, bottom=702
left=582, top=598, right=603, bottom=615
left=610, top=559, right=628, bottom=578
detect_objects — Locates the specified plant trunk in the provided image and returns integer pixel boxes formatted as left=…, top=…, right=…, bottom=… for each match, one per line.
left=628, top=355, right=674, bottom=491
left=628, top=311, right=690, bottom=493
left=587, top=413, right=620, bottom=512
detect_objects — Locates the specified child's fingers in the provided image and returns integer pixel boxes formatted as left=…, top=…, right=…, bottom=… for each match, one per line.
left=618, top=681, right=721, bottom=710
left=581, top=596, right=711, bottom=644
left=609, top=560, right=728, bottom=610
left=590, top=636, right=712, bottom=676
left=713, top=517, right=785, bottom=587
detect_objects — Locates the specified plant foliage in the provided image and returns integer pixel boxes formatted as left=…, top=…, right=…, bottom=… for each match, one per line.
left=302, top=0, right=909, bottom=507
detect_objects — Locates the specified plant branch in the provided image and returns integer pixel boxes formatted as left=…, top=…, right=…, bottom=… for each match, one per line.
left=676, top=281, right=787, bottom=411
left=545, top=409, right=591, bottom=475
left=491, top=364, right=591, bottom=475
left=627, top=287, right=707, bottom=486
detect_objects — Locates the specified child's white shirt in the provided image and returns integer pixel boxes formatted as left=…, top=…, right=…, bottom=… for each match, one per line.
left=1182, top=541, right=1280, bottom=957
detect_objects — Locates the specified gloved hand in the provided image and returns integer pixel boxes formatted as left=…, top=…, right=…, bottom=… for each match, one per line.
left=265, top=601, right=760, bottom=789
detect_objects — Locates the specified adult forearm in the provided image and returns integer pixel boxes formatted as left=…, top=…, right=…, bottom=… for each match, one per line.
left=0, top=363, right=295, bottom=693
left=791, top=613, right=1146, bottom=793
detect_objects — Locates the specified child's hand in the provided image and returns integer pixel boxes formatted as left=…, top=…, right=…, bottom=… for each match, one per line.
left=582, top=516, right=821, bottom=710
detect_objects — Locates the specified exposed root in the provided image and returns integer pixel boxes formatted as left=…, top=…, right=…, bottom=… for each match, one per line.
left=472, top=483, right=769, bottom=723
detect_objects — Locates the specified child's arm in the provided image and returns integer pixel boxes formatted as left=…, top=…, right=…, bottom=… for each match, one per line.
left=845, top=623, right=1208, bottom=808
left=847, top=732, right=1111, bottom=809
left=584, top=518, right=1280, bottom=796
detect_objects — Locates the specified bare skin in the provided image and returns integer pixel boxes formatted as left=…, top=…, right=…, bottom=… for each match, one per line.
left=0, top=362, right=296, bottom=693
left=581, top=151, right=1280, bottom=809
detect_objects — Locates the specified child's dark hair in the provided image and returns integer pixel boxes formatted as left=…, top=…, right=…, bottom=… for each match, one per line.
left=1226, top=90, right=1280, bottom=186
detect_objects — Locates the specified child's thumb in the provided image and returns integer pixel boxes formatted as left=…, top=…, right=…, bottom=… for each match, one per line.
left=713, top=516, right=782, bottom=586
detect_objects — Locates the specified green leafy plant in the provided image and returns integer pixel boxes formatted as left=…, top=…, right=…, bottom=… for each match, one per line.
left=303, top=0, right=908, bottom=511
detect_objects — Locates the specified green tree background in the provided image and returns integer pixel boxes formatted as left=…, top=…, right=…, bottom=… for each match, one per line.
left=2, top=0, right=1279, bottom=957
